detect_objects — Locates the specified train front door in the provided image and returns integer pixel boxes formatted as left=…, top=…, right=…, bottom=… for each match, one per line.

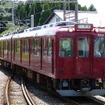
left=75, top=36, right=92, bottom=77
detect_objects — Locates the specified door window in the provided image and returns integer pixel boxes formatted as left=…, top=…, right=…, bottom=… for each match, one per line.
left=78, top=38, right=89, bottom=57
left=94, top=38, right=105, bottom=57
left=59, top=38, right=73, bottom=57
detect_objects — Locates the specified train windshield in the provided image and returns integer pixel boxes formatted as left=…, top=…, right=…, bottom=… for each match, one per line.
left=59, top=38, right=73, bottom=57
left=78, top=38, right=89, bottom=57
left=94, top=38, right=105, bottom=57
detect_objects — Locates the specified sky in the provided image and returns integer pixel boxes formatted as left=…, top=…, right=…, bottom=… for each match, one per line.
left=78, top=0, right=105, bottom=14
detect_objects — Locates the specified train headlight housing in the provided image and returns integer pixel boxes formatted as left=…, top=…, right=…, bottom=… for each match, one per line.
left=95, top=28, right=99, bottom=32
left=69, top=28, right=73, bottom=32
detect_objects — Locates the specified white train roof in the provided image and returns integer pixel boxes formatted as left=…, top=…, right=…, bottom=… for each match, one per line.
left=0, top=21, right=76, bottom=40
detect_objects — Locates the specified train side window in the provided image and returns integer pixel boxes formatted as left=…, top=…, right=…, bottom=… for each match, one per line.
left=47, top=38, right=51, bottom=57
left=78, top=38, right=89, bottom=57
left=34, top=38, right=39, bottom=55
left=4, top=40, right=7, bottom=54
left=24, top=39, right=28, bottom=53
left=42, top=38, right=46, bottom=56
left=0, top=41, right=3, bottom=57
left=8, top=40, right=11, bottom=52
left=59, top=38, right=73, bottom=57
left=15, top=39, right=20, bottom=54
left=94, top=38, right=105, bottom=57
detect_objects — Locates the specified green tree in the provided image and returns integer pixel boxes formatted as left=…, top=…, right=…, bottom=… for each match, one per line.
left=34, top=3, right=42, bottom=26
left=88, top=4, right=97, bottom=11
left=28, top=4, right=35, bottom=17
left=24, top=3, right=30, bottom=18
left=81, top=5, right=87, bottom=11
left=38, top=2, right=51, bottom=25
left=16, top=3, right=25, bottom=20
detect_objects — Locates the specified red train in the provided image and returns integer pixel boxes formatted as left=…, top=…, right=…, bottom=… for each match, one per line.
left=0, top=21, right=105, bottom=96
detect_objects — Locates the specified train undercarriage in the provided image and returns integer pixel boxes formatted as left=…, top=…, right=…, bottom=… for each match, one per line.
left=1, top=60, right=105, bottom=96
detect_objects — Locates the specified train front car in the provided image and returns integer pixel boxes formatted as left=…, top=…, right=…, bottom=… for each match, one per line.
left=55, top=24, right=105, bottom=96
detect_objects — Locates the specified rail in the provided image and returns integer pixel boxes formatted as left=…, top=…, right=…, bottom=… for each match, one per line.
left=5, top=76, right=12, bottom=105
left=21, top=77, right=37, bottom=105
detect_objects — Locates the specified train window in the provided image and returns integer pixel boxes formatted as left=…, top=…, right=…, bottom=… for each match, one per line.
left=59, top=38, right=73, bottom=57
left=8, top=40, right=11, bottom=52
left=1, top=41, right=3, bottom=57
left=4, top=41, right=7, bottom=49
left=24, top=39, right=28, bottom=53
left=4, top=41, right=7, bottom=54
left=78, top=38, right=89, bottom=57
left=34, top=39, right=40, bottom=55
left=94, top=38, right=105, bottom=57
left=47, top=38, right=51, bottom=57
left=15, top=40, right=20, bottom=53
left=42, top=38, right=46, bottom=56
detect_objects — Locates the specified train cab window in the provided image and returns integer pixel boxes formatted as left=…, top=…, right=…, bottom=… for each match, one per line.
left=59, top=38, right=73, bottom=57
left=78, top=38, right=89, bottom=57
left=94, top=38, right=105, bottom=57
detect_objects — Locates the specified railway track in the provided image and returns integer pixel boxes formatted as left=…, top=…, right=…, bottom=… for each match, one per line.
left=25, top=78, right=105, bottom=105
left=69, top=97, right=102, bottom=105
left=21, top=77, right=37, bottom=105
left=5, top=75, right=27, bottom=105
left=0, top=67, right=10, bottom=105
left=25, top=80, right=67, bottom=105
left=5, top=75, right=12, bottom=105
left=1, top=66, right=105, bottom=105
left=63, top=95, right=105, bottom=105
left=5, top=74, right=65, bottom=105
left=88, top=95, right=105, bottom=105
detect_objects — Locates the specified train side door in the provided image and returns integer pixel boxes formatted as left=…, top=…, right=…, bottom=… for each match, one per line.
left=93, top=37, right=105, bottom=77
left=75, top=36, right=92, bottom=77
left=57, top=37, right=75, bottom=78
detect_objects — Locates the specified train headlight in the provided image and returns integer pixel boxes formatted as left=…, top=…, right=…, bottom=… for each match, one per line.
left=69, top=28, right=73, bottom=32
left=95, top=28, right=99, bottom=32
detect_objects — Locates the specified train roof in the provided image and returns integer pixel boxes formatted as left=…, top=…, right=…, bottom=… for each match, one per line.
left=0, top=34, right=14, bottom=40
left=2, top=21, right=105, bottom=40
left=0, top=21, right=76, bottom=40
left=12, top=27, right=59, bottom=39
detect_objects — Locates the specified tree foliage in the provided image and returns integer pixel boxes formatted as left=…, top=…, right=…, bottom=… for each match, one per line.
left=0, top=1, right=97, bottom=35
left=88, top=4, right=96, bottom=11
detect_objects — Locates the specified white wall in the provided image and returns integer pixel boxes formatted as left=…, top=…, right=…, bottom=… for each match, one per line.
left=48, top=15, right=62, bottom=23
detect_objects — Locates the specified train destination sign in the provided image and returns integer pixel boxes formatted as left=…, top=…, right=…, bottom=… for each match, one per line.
left=75, top=24, right=93, bottom=31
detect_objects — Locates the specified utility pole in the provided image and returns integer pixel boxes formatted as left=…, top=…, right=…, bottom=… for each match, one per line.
left=31, top=15, right=34, bottom=27
left=75, top=0, right=78, bottom=22
left=68, top=0, right=70, bottom=10
left=63, top=0, right=78, bottom=22
left=63, top=0, right=66, bottom=21
left=11, top=0, right=15, bottom=33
